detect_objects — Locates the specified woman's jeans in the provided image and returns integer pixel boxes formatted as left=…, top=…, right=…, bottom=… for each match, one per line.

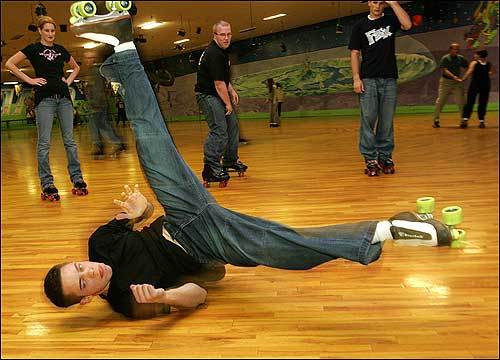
left=196, top=93, right=240, bottom=171
left=34, top=96, right=83, bottom=189
left=100, top=49, right=382, bottom=269
left=358, top=78, right=397, bottom=162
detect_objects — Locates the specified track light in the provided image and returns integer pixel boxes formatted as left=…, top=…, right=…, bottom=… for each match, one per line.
left=177, top=29, right=186, bottom=37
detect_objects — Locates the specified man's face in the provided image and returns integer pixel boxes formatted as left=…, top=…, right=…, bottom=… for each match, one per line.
left=368, top=1, right=387, bottom=17
left=213, top=24, right=232, bottom=49
left=449, top=45, right=460, bottom=56
left=60, top=261, right=113, bottom=300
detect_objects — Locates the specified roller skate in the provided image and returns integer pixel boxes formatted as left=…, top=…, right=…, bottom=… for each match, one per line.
left=432, top=120, right=441, bottom=128
left=479, top=121, right=485, bottom=129
left=72, top=180, right=89, bottom=196
left=269, top=122, right=280, bottom=128
left=364, top=160, right=380, bottom=177
left=41, top=185, right=60, bottom=201
left=202, top=165, right=229, bottom=188
left=388, top=212, right=452, bottom=247
left=110, top=142, right=127, bottom=158
left=223, top=160, right=248, bottom=177
left=378, top=158, right=395, bottom=174
left=91, top=144, right=105, bottom=159
left=459, top=119, right=468, bottom=129
left=70, top=1, right=134, bottom=48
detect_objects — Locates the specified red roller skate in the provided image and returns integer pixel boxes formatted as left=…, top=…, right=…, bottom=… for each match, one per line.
left=364, top=160, right=381, bottom=177
left=41, top=185, right=60, bottom=201
left=379, top=158, right=395, bottom=174
left=202, top=165, right=229, bottom=188
left=72, top=180, right=89, bottom=196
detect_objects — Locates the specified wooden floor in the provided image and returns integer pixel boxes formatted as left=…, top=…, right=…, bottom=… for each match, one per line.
left=1, top=113, right=498, bottom=359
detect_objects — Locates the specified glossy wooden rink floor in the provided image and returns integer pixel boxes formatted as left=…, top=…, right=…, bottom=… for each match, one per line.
left=1, top=113, right=498, bottom=359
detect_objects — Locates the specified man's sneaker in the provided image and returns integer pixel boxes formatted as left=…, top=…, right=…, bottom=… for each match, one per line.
left=479, top=121, right=486, bottom=129
left=388, top=211, right=452, bottom=246
left=460, top=119, right=468, bottom=129
left=433, top=120, right=441, bottom=128
left=70, top=6, right=134, bottom=48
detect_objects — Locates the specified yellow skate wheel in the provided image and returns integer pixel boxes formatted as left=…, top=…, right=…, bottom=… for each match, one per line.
left=77, top=1, right=97, bottom=17
left=106, top=1, right=132, bottom=12
left=70, top=2, right=82, bottom=18
left=69, top=16, right=79, bottom=25
left=416, top=196, right=435, bottom=214
left=450, top=228, right=466, bottom=242
left=441, top=206, right=463, bottom=226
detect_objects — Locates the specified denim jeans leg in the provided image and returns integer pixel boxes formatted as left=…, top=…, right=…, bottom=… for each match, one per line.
left=222, top=109, right=239, bottom=165
left=180, top=204, right=381, bottom=267
left=375, top=78, right=396, bottom=160
left=100, top=50, right=216, bottom=235
left=57, top=97, right=83, bottom=184
left=35, top=98, right=56, bottom=189
left=358, top=78, right=378, bottom=161
left=88, top=109, right=103, bottom=148
left=197, top=94, right=228, bottom=171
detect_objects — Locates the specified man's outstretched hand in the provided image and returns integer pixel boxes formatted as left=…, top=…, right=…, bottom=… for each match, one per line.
left=113, top=184, right=150, bottom=220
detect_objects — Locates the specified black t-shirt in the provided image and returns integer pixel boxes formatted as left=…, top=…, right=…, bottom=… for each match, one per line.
left=194, top=40, right=230, bottom=96
left=88, top=216, right=201, bottom=318
left=471, top=61, right=491, bottom=89
left=21, top=42, right=72, bottom=106
left=348, top=14, right=402, bottom=79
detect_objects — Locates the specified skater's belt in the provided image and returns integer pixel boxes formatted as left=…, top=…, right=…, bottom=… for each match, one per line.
left=162, top=226, right=188, bottom=253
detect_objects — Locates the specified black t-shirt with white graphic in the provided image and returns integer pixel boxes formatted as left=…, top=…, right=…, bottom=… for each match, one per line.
left=194, top=40, right=230, bottom=96
left=21, top=42, right=72, bottom=106
left=348, top=14, right=401, bottom=79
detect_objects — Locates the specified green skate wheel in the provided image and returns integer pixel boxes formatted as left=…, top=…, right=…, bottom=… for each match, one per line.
left=441, top=206, right=463, bottom=226
left=416, top=197, right=435, bottom=214
left=77, top=1, right=97, bottom=17
left=70, top=2, right=82, bottom=18
left=450, top=228, right=467, bottom=242
left=106, top=1, right=132, bottom=12
left=69, top=16, right=79, bottom=25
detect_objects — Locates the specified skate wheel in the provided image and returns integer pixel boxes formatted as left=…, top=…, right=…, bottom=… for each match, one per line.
left=70, top=2, right=81, bottom=18
left=69, top=16, right=79, bottom=25
left=72, top=188, right=77, bottom=195
left=441, top=206, right=463, bottom=226
left=416, top=197, right=435, bottom=214
left=76, top=1, right=97, bottom=17
left=106, top=0, right=132, bottom=12
left=238, top=171, right=244, bottom=177
left=41, top=193, right=46, bottom=200
left=203, top=181, right=210, bottom=188
left=219, top=180, right=228, bottom=188
left=450, top=228, right=466, bottom=242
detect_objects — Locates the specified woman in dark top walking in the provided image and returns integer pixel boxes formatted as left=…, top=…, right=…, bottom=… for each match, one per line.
left=461, top=49, right=496, bottom=128
left=5, top=16, right=87, bottom=200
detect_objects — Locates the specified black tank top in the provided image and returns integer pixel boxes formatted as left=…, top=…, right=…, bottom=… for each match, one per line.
left=471, top=61, right=491, bottom=88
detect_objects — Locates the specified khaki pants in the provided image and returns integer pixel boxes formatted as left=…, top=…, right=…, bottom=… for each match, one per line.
left=433, top=77, right=464, bottom=121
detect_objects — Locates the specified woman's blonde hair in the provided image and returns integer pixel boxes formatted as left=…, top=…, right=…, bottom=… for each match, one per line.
left=37, top=16, right=57, bottom=30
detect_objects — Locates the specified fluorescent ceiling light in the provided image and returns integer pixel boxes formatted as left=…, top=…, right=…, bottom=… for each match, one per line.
left=74, top=79, right=80, bottom=83
left=66, top=69, right=74, bottom=73
left=263, top=13, right=287, bottom=21
left=3, top=81, right=19, bottom=85
left=239, top=26, right=256, bottom=33
left=173, top=38, right=190, bottom=44
left=83, top=42, right=102, bottom=49
left=140, top=21, right=166, bottom=30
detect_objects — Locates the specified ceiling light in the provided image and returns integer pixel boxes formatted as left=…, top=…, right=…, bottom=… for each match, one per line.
left=66, top=69, right=74, bottom=73
left=3, top=81, right=19, bottom=85
left=140, top=21, right=165, bottom=30
left=173, top=38, right=190, bottom=44
left=239, top=26, right=256, bottom=33
left=83, top=42, right=102, bottom=49
left=263, top=13, right=287, bottom=21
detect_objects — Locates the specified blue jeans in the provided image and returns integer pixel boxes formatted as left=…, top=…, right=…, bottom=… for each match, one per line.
left=358, top=78, right=397, bottom=161
left=34, top=96, right=83, bottom=189
left=196, top=93, right=239, bottom=171
left=88, top=105, right=123, bottom=148
left=100, top=49, right=381, bottom=269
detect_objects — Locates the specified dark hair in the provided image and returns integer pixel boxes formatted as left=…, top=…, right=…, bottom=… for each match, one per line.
left=44, top=263, right=82, bottom=308
left=266, top=78, right=275, bottom=93
left=476, top=50, right=488, bottom=58
left=275, top=82, right=282, bottom=88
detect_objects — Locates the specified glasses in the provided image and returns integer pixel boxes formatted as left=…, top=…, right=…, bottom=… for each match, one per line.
left=214, top=32, right=232, bottom=38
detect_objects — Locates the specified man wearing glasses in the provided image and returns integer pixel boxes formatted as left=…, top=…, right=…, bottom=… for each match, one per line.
left=195, top=20, right=248, bottom=187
